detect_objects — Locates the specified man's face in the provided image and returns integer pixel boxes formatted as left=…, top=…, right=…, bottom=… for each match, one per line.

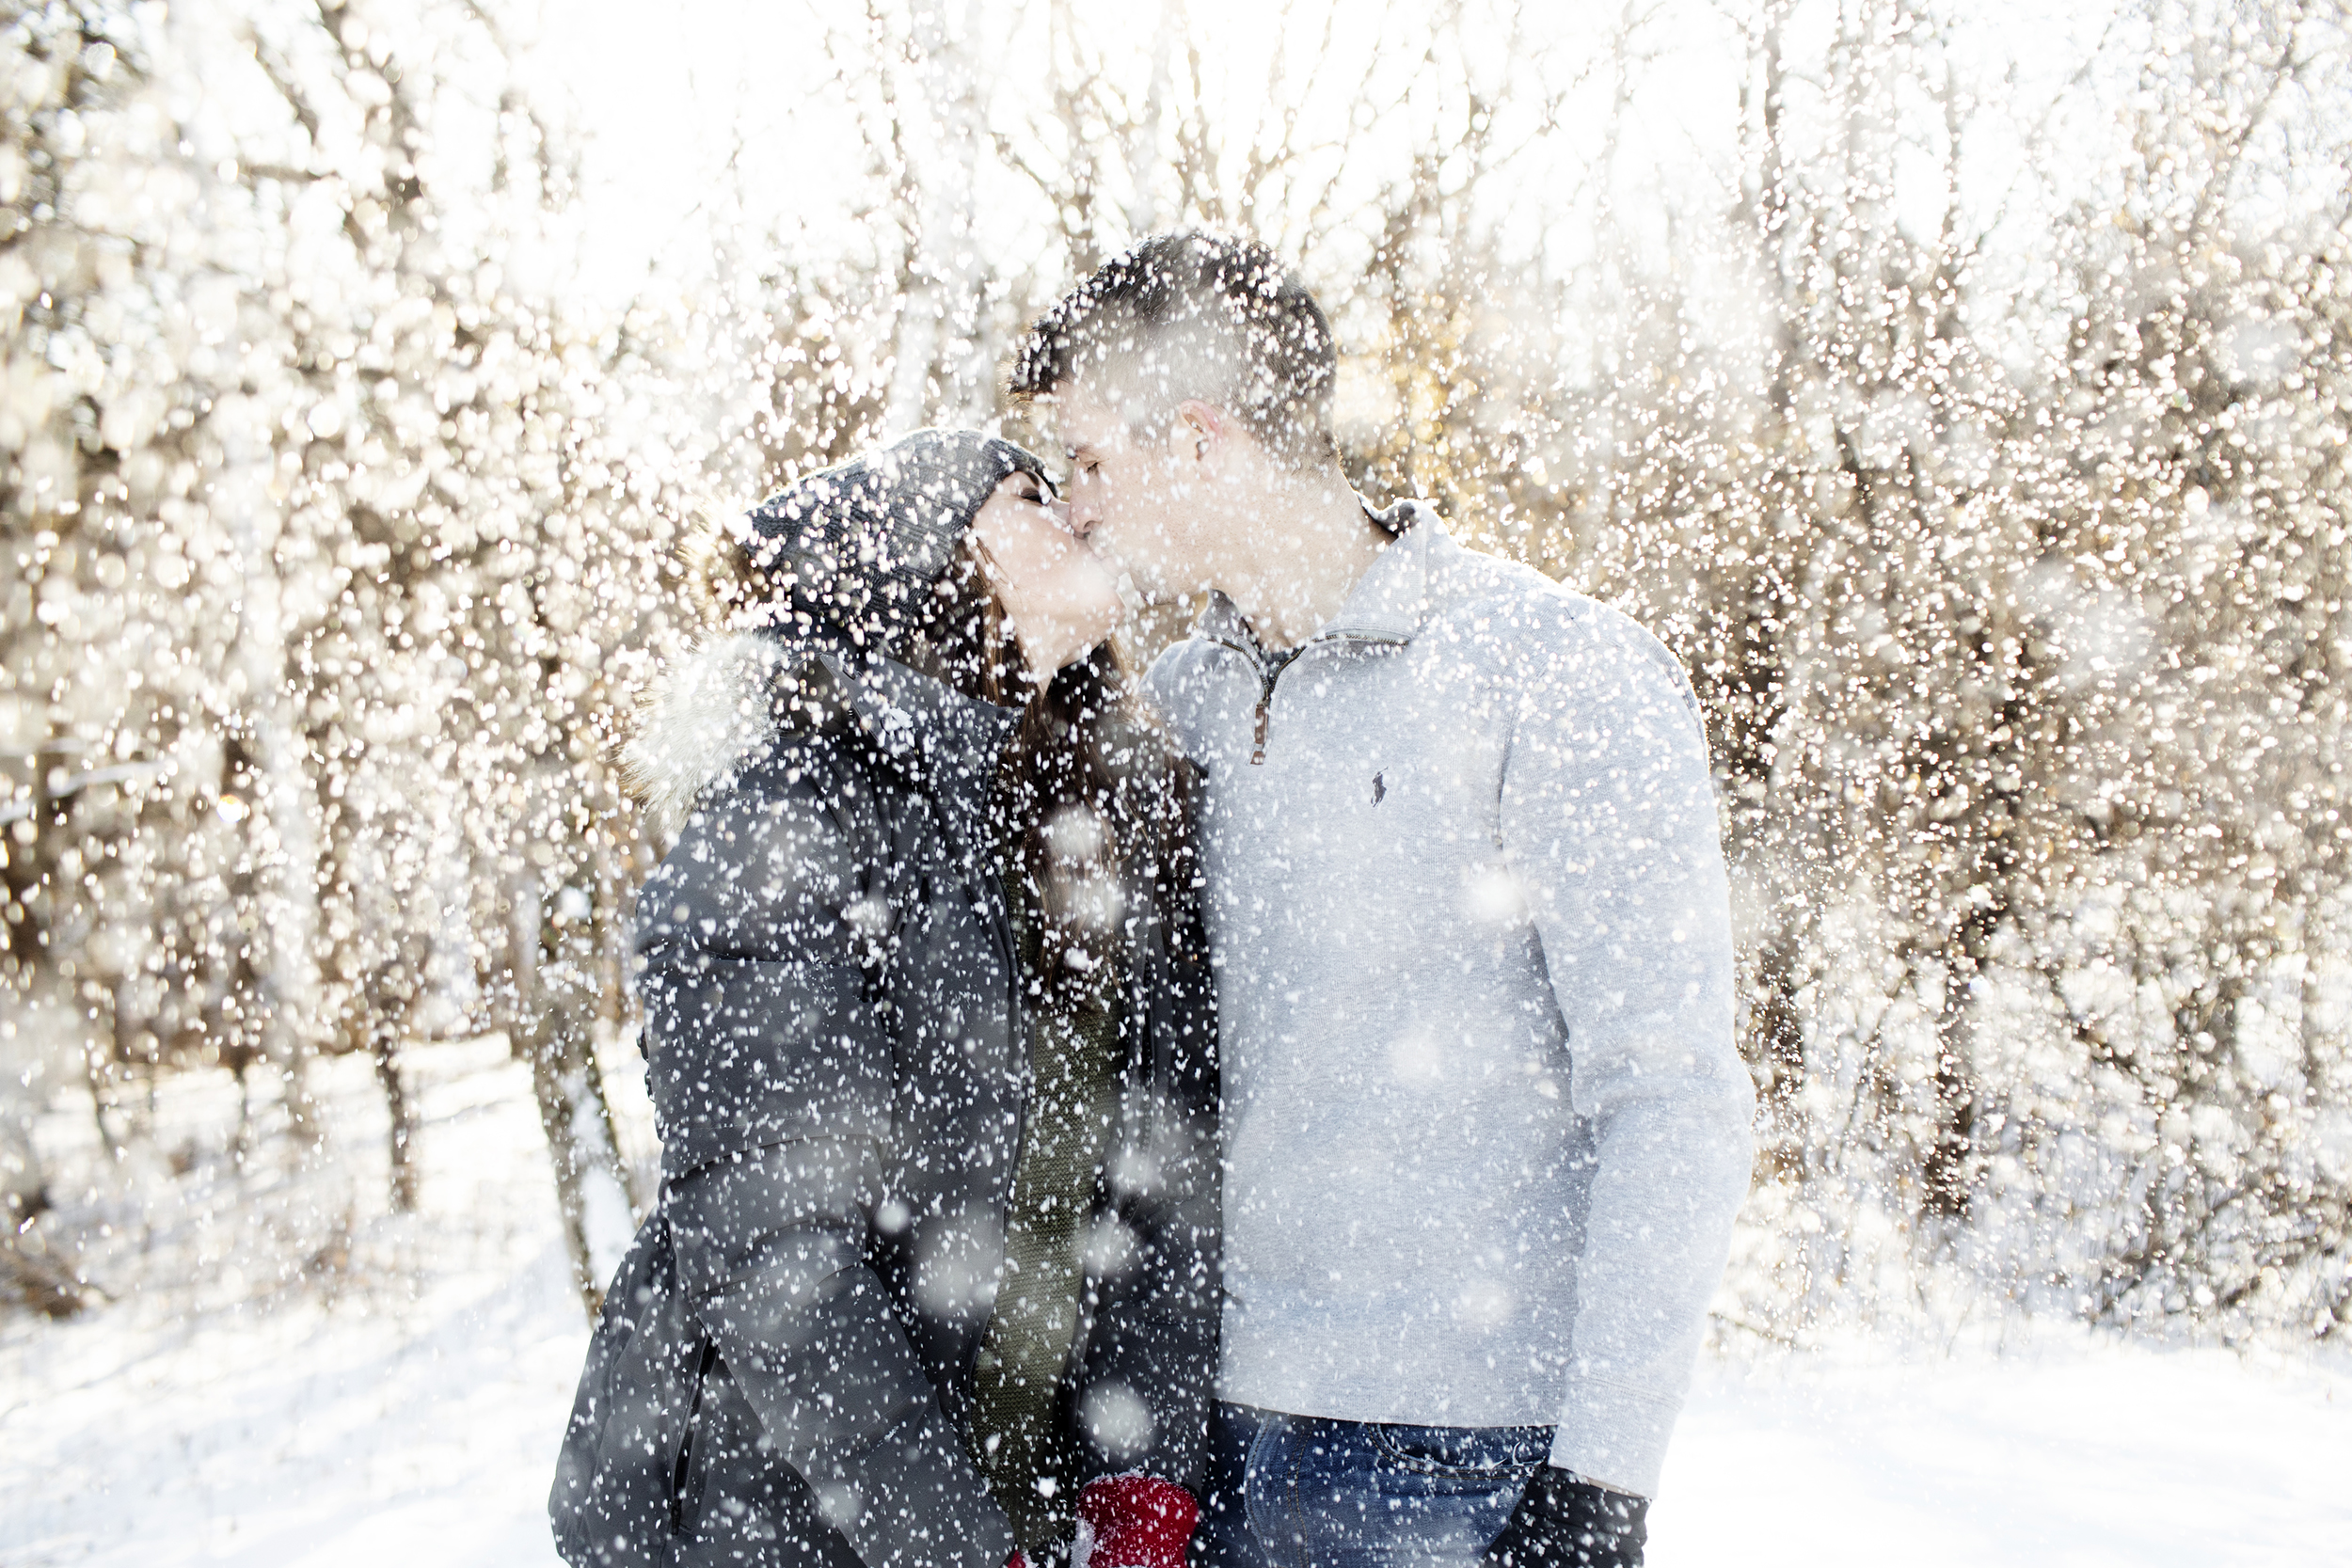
left=1053, top=383, right=1222, bottom=604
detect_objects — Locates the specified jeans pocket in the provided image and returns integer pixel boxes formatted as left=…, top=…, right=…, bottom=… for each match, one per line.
left=1368, top=1422, right=1553, bottom=1481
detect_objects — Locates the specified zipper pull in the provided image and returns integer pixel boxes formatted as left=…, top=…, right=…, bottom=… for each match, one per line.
left=1246, top=650, right=1284, bottom=765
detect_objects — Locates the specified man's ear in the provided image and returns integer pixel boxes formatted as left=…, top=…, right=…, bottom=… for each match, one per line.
left=1174, top=399, right=1227, bottom=467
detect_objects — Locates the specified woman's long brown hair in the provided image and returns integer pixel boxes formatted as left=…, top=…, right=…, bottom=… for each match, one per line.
left=909, top=538, right=1193, bottom=1011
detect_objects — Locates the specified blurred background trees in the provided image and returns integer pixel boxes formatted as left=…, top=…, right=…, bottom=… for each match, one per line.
left=4, top=0, right=2347, bottom=1341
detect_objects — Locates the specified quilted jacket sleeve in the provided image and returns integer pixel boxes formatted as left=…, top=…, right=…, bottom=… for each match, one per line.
left=636, top=746, right=1018, bottom=1568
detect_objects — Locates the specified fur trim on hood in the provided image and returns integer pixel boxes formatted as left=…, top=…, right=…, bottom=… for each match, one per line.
left=623, top=634, right=805, bottom=845
left=626, top=631, right=1037, bottom=850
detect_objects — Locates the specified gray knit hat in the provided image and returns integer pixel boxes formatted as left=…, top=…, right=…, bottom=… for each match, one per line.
left=741, top=428, right=1049, bottom=659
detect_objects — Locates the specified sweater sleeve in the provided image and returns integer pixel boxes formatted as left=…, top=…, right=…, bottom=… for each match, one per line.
left=1495, top=601, right=1756, bottom=1498
left=638, top=752, right=1019, bottom=1568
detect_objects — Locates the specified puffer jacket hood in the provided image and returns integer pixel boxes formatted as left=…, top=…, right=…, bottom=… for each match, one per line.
left=620, top=630, right=1010, bottom=850
left=737, top=429, right=1047, bottom=664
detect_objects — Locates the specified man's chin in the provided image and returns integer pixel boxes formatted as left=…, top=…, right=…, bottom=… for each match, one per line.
left=1120, top=574, right=1178, bottom=610
left=1091, top=532, right=1213, bottom=608
left=1088, top=534, right=1159, bottom=605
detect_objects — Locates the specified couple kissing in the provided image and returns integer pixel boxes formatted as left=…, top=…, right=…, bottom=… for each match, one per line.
left=549, top=232, right=1754, bottom=1568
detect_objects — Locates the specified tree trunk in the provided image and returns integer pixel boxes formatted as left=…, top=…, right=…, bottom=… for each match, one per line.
left=372, top=1020, right=420, bottom=1213
left=885, top=0, right=990, bottom=432
left=590, top=792, right=651, bottom=1217
left=1, top=1048, right=49, bottom=1227
left=89, top=994, right=129, bottom=1164
left=0, top=1233, right=90, bottom=1319
left=522, top=984, right=617, bottom=1316
left=512, top=874, right=635, bottom=1318
left=219, top=402, right=326, bottom=1159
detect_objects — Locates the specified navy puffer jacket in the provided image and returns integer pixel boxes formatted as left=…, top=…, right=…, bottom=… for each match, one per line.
left=550, top=634, right=1219, bottom=1568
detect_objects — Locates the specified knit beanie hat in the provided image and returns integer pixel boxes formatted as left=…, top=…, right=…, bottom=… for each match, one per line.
left=740, top=428, right=1049, bottom=660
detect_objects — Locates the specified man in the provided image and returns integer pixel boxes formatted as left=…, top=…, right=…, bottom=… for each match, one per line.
left=1009, top=234, right=1755, bottom=1568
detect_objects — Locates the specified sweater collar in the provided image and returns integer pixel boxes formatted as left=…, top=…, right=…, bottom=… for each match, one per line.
left=1194, top=496, right=1443, bottom=657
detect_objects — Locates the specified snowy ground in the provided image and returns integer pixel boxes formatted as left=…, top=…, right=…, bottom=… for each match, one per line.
left=5, top=1039, right=2347, bottom=1567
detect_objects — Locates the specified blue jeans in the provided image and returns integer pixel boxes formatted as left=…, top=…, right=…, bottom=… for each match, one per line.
left=1197, top=1402, right=1552, bottom=1568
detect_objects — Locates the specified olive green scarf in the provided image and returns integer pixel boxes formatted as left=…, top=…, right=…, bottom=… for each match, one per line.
left=968, top=862, right=1124, bottom=1559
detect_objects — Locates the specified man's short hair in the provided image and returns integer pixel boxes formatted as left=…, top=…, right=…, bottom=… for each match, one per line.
left=1010, top=232, right=1338, bottom=467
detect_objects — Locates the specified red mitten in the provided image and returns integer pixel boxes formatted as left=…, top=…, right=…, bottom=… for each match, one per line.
left=1074, top=1474, right=1199, bottom=1568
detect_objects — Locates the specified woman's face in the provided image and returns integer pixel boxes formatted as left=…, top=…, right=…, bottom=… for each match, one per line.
left=969, top=469, right=1122, bottom=679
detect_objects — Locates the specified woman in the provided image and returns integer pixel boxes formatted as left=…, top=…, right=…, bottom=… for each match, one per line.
left=550, top=430, right=1217, bottom=1568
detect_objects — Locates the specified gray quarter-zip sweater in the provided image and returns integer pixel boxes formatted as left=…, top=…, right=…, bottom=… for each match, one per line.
left=1144, top=503, right=1754, bottom=1497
